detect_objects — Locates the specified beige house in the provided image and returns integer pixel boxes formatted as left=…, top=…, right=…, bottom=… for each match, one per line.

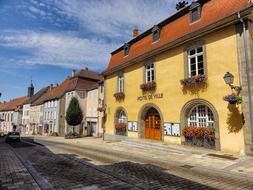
left=63, top=69, right=104, bottom=137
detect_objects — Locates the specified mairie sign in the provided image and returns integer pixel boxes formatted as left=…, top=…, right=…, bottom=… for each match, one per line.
left=137, top=93, right=163, bottom=101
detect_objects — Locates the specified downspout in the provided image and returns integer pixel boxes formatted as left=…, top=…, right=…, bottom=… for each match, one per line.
left=238, top=12, right=253, bottom=146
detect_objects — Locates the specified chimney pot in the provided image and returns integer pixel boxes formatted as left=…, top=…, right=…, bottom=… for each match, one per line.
left=133, top=28, right=139, bottom=37
left=50, top=84, right=54, bottom=90
left=72, top=69, right=76, bottom=77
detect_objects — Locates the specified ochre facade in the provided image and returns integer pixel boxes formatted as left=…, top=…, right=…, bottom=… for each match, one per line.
left=105, top=25, right=245, bottom=154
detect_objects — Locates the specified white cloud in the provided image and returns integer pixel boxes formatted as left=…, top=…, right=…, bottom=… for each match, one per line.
left=52, top=0, right=179, bottom=40
left=0, top=0, right=195, bottom=71
left=0, top=30, right=118, bottom=71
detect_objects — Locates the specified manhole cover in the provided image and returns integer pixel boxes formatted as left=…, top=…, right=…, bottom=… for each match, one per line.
left=207, top=153, right=238, bottom=160
left=181, top=165, right=194, bottom=169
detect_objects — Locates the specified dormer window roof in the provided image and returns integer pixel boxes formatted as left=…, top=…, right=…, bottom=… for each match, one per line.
left=190, top=2, right=201, bottom=23
left=123, top=43, right=130, bottom=56
left=152, top=25, right=161, bottom=43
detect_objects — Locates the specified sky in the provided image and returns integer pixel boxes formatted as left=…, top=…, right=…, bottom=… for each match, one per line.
left=0, top=0, right=193, bottom=101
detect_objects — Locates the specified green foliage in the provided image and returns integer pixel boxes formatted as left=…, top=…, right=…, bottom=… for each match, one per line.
left=66, top=131, right=79, bottom=136
left=66, top=97, right=83, bottom=127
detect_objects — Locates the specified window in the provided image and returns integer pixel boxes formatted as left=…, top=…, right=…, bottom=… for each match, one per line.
left=190, top=2, right=201, bottom=23
left=123, top=43, right=130, bottom=56
left=117, top=73, right=124, bottom=92
left=152, top=25, right=161, bottom=42
left=118, top=110, right=127, bottom=123
left=188, top=105, right=214, bottom=127
left=78, top=91, right=85, bottom=99
left=145, top=62, right=155, bottom=83
left=187, top=46, right=204, bottom=77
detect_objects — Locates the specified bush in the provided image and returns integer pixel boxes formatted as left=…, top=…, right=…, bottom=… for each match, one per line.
left=64, top=131, right=79, bottom=139
left=66, top=97, right=83, bottom=133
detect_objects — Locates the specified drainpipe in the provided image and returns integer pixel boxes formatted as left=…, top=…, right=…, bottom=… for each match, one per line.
left=238, top=12, right=253, bottom=148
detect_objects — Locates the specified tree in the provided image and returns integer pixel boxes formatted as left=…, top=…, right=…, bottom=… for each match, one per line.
left=66, top=97, right=83, bottom=133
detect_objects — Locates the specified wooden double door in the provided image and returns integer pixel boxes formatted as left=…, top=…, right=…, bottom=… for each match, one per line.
left=144, top=108, right=162, bottom=140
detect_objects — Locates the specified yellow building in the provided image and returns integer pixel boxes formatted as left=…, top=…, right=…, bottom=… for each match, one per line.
left=103, top=0, right=253, bottom=154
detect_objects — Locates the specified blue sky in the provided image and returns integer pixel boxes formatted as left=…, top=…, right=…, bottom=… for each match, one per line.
left=0, top=0, right=192, bottom=101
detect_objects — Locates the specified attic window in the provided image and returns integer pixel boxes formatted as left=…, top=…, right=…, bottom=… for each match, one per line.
left=190, top=2, right=201, bottom=23
left=123, top=43, right=130, bottom=56
left=152, top=25, right=161, bottom=43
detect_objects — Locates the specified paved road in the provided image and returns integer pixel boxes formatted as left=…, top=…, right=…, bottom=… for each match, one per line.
left=11, top=136, right=253, bottom=189
left=0, top=138, right=40, bottom=190
left=10, top=137, right=213, bottom=190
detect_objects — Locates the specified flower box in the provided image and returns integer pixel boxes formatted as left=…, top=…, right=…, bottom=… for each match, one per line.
left=113, top=92, right=125, bottom=101
left=140, top=82, right=156, bottom=92
left=223, top=93, right=242, bottom=104
left=115, top=123, right=126, bottom=130
left=182, top=126, right=215, bottom=149
left=180, top=74, right=207, bottom=87
left=115, top=123, right=127, bottom=136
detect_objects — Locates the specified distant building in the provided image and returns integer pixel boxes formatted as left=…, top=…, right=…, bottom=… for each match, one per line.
left=63, top=69, right=103, bottom=137
left=23, top=85, right=50, bottom=135
left=36, top=69, right=103, bottom=137
left=0, top=96, right=29, bottom=134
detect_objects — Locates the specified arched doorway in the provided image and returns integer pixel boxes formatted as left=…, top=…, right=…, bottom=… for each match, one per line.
left=144, top=107, right=162, bottom=140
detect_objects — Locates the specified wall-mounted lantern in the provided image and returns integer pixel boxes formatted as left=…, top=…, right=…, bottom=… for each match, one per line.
left=223, top=72, right=241, bottom=93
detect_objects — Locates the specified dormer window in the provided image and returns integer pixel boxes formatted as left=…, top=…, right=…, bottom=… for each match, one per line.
left=152, top=25, right=161, bottom=43
left=190, top=2, right=201, bottom=23
left=123, top=43, right=130, bottom=56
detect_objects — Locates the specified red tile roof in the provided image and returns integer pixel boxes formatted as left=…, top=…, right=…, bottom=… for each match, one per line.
left=0, top=96, right=29, bottom=112
left=105, top=0, right=251, bottom=74
left=37, top=70, right=102, bottom=102
left=78, top=69, right=103, bottom=81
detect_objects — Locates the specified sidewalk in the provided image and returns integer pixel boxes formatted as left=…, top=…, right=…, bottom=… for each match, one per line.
left=33, top=135, right=253, bottom=178
left=0, top=138, right=41, bottom=190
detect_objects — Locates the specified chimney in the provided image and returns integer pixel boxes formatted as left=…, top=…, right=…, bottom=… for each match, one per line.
left=50, top=84, right=54, bottom=91
left=132, top=28, right=139, bottom=37
left=176, top=1, right=188, bottom=10
left=72, top=69, right=76, bottom=77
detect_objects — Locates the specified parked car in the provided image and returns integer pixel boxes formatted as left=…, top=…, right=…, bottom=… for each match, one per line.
left=0, top=131, right=5, bottom=137
left=5, top=132, right=21, bottom=142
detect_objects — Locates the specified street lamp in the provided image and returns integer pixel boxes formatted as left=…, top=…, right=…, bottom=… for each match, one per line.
left=223, top=72, right=241, bottom=93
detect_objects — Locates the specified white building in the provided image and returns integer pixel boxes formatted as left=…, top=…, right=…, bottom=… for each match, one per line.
left=0, top=96, right=29, bottom=134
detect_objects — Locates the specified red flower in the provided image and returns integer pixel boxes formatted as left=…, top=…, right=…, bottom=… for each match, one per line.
left=140, top=82, right=156, bottom=92
left=113, top=92, right=125, bottom=101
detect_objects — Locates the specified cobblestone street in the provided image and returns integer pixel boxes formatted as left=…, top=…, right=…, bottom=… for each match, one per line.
left=12, top=138, right=213, bottom=190
left=0, top=138, right=40, bottom=190
left=1, top=136, right=253, bottom=189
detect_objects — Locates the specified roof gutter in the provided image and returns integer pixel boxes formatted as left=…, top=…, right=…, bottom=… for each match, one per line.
left=103, top=6, right=253, bottom=77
